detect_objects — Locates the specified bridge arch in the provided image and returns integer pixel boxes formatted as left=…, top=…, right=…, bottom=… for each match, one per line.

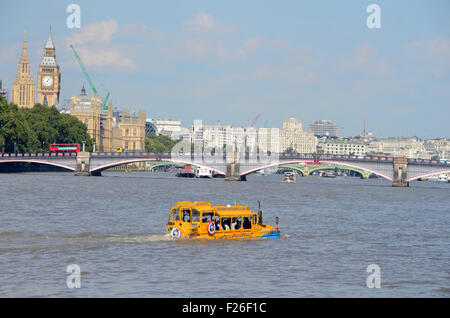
left=90, top=158, right=227, bottom=175
left=406, top=169, right=450, bottom=182
left=240, top=159, right=310, bottom=177
left=307, top=164, right=367, bottom=177
left=147, top=161, right=186, bottom=170
left=0, top=159, right=75, bottom=171
left=278, top=164, right=306, bottom=176
left=240, top=159, right=394, bottom=181
left=280, top=163, right=367, bottom=177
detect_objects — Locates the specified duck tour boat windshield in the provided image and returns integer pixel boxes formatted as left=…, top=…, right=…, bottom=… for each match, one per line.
left=166, top=201, right=280, bottom=239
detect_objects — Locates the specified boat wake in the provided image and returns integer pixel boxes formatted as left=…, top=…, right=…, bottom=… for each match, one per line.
left=1, top=231, right=288, bottom=251
left=103, top=233, right=174, bottom=243
left=0, top=232, right=175, bottom=251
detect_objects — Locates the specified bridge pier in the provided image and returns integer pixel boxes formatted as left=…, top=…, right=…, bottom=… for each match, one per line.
left=225, top=162, right=242, bottom=181
left=302, top=166, right=309, bottom=177
left=361, top=171, right=370, bottom=179
left=75, top=151, right=100, bottom=176
left=392, top=157, right=408, bottom=187
left=225, top=151, right=244, bottom=181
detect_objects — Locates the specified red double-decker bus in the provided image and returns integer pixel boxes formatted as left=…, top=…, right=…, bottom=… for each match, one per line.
left=49, top=143, right=81, bottom=153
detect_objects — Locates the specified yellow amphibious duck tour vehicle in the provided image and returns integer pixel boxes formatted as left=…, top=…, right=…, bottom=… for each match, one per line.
left=166, top=201, right=280, bottom=239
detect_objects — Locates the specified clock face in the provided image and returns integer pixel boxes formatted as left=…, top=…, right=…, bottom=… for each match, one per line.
left=42, top=76, right=53, bottom=87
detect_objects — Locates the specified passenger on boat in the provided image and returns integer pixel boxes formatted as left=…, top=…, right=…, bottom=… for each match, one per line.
left=243, top=217, right=251, bottom=229
left=183, top=209, right=190, bottom=222
left=192, top=210, right=200, bottom=222
left=223, top=217, right=231, bottom=230
left=232, top=217, right=241, bottom=230
left=215, top=216, right=221, bottom=230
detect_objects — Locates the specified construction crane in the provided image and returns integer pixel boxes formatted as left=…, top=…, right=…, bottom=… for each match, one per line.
left=244, top=113, right=262, bottom=149
left=69, top=44, right=110, bottom=109
left=250, top=113, right=262, bottom=127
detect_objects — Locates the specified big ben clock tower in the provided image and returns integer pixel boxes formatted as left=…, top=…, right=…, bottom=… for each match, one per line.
left=37, top=26, right=61, bottom=107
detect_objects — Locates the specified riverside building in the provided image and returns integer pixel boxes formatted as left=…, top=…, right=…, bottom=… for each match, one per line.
left=70, top=86, right=146, bottom=152
left=318, top=137, right=366, bottom=156
left=279, top=118, right=317, bottom=153
left=309, top=120, right=339, bottom=137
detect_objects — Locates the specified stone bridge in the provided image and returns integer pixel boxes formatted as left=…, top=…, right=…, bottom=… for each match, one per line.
left=1, top=151, right=449, bottom=187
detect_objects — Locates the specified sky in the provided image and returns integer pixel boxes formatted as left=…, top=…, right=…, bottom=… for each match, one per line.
left=0, top=0, right=449, bottom=138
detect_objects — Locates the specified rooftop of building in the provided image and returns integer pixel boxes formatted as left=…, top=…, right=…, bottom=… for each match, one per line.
left=322, top=137, right=365, bottom=145
left=310, top=120, right=337, bottom=125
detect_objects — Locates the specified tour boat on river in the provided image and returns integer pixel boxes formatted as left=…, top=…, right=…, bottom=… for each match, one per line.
left=166, top=201, right=280, bottom=239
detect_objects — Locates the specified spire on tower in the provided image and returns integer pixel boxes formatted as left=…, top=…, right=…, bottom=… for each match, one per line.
left=45, top=24, right=55, bottom=49
left=23, top=31, right=27, bottom=50
left=17, top=31, right=31, bottom=74
left=20, top=31, right=29, bottom=60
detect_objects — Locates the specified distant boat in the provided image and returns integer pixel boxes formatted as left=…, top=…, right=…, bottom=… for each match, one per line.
left=255, top=170, right=265, bottom=176
left=428, top=173, right=449, bottom=182
left=195, top=167, right=213, bottom=178
left=321, top=171, right=336, bottom=178
left=438, top=173, right=448, bottom=183
left=176, top=171, right=195, bottom=178
left=176, top=165, right=195, bottom=178
left=213, top=172, right=225, bottom=178
left=284, top=171, right=296, bottom=183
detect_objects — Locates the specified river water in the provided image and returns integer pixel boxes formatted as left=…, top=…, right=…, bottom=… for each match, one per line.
left=0, top=171, right=448, bottom=297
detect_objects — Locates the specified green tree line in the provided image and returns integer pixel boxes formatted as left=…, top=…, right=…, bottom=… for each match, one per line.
left=0, top=95, right=93, bottom=153
left=145, top=133, right=181, bottom=153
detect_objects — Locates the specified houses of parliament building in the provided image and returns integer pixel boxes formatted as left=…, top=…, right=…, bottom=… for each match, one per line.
left=10, top=27, right=146, bottom=152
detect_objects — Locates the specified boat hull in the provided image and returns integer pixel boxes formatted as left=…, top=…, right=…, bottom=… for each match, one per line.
left=167, top=224, right=280, bottom=240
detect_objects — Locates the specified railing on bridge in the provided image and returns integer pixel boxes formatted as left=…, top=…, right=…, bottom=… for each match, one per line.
left=2, top=151, right=448, bottom=167
left=278, top=153, right=448, bottom=166
left=91, top=152, right=173, bottom=159
left=1, top=152, right=78, bottom=158
left=278, top=153, right=395, bottom=162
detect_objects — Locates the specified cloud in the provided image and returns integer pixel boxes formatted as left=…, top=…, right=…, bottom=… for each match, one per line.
left=423, top=37, right=450, bottom=58
left=406, top=37, right=450, bottom=77
left=64, top=20, right=136, bottom=72
left=340, top=44, right=395, bottom=77
left=252, top=63, right=317, bottom=83
left=183, top=11, right=237, bottom=34
left=118, top=23, right=164, bottom=41
left=66, top=20, right=119, bottom=46
left=183, top=37, right=263, bottom=61
left=74, top=46, right=136, bottom=71
left=236, top=38, right=262, bottom=58
left=0, top=43, right=21, bottom=66
left=183, top=38, right=216, bottom=58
